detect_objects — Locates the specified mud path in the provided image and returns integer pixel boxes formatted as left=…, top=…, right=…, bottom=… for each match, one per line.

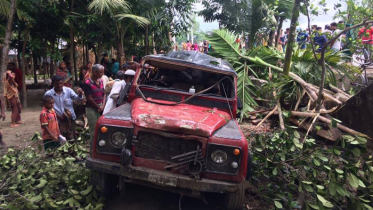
left=1, top=89, right=45, bottom=148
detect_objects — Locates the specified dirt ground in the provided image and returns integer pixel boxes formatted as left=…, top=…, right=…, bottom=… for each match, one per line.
left=1, top=89, right=46, bottom=148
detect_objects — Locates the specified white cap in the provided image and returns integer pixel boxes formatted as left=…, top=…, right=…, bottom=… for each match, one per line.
left=124, top=69, right=136, bottom=76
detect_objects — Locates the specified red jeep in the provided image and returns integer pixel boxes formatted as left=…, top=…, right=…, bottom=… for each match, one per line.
left=86, top=51, right=251, bottom=209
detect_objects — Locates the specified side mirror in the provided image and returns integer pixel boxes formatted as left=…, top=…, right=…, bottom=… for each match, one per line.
left=237, top=97, right=243, bottom=110
left=236, top=97, right=243, bottom=119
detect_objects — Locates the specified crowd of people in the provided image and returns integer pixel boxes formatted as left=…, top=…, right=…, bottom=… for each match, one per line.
left=0, top=55, right=138, bottom=150
left=178, top=40, right=212, bottom=54
left=275, top=21, right=373, bottom=54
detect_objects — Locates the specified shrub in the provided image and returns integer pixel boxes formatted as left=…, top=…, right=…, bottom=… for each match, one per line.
left=251, top=128, right=373, bottom=209
left=0, top=133, right=104, bottom=210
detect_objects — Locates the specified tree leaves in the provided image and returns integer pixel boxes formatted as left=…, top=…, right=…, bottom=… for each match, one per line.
left=348, top=173, right=360, bottom=188
left=36, top=179, right=47, bottom=188
left=0, top=134, right=103, bottom=209
left=317, top=194, right=333, bottom=208
left=274, top=200, right=283, bottom=209
left=252, top=127, right=372, bottom=210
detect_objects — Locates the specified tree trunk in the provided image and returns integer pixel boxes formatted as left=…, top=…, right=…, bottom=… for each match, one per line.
left=73, top=42, right=77, bottom=82
left=0, top=0, right=17, bottom=97
left=82, top=42, right=86, bottom=66
left=50, top=39, right=56, bottom=77
left=69, top=0, right=76, bottom=82
left=38, top=57, right=42, bottom=80
left=21, top=27, right=30, bottom=108
left=33, top=54, right=37, bottom=84
left=145, top=25, right=149, bottom=55
left=93, top=46, right=98, bottom=64
left=97, top=42, right=103, bottom=63
left=86, top=43, right=89, bottom=64
left=283, top=0, right=301, bottom=75
left=152, top=32, right=155, bottom=54
left=275, top=17, right=284, bottom=47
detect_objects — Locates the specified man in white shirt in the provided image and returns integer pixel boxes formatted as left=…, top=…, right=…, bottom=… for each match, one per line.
left=103, top=70, right=135, bottom=114
left=330, top=22, right=342, bottom=52
left=103, top=70, right=126, bottom=114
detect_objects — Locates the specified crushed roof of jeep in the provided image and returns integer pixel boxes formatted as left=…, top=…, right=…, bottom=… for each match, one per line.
left=143, top=51, right=237, bottom=76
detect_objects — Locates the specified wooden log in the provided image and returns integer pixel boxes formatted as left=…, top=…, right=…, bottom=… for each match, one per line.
left=329, top=84, right=351, bottom=99
left=289, top=118, right=342, bottom=141
left=287, top=111, right=369, bottom=138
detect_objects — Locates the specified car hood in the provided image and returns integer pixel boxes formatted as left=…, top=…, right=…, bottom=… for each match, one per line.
left=131, top=98, right=232, bottom=137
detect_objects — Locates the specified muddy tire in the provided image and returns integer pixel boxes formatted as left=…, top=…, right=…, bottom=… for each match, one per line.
left=90, top=170, right=119, bottom=199
left=224, top=183, right=246, bottom=210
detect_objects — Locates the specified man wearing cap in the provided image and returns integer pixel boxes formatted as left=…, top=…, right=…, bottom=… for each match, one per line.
left=103, top=70, right=135, bottom=114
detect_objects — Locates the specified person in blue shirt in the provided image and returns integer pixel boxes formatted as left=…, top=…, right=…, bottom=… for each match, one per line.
left=45, top=75, right=84, bottom=139
left=296, top=28, right=310, bottom=49
left=313, top=27, right=328, bottom=53
left=111, top=59, right=120, bottom=76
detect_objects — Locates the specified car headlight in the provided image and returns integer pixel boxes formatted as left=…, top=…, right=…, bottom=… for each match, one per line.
left=211, top=150, right=228, bottom=164
left=111, top=131, right=127, bottom=147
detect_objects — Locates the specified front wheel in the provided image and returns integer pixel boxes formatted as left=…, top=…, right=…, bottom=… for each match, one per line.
left=90, top=170, right=119, bottom=198
left=224, top=183, right=246, bottom=210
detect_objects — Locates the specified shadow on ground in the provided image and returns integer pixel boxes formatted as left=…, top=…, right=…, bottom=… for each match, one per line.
left=105, top=183, right=227, bottom=210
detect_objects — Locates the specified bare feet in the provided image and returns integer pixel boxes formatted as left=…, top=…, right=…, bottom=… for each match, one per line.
left=16, top=121, right=23, bottom=124
left=10, top=124, right=19, bottom=128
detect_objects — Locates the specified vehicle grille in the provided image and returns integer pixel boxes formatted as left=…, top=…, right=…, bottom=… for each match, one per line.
left=135, top=132, right=201, bottom=162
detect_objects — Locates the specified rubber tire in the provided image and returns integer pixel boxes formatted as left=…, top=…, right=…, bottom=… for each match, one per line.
left=90, top=170, right=119, bottom=199
left=224, top=183, right=246, bottom=210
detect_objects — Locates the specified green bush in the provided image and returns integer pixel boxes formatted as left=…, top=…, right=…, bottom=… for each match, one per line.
left=0, top=133, right=104, bottom=210
left=251, top=128, right=373, bottom=210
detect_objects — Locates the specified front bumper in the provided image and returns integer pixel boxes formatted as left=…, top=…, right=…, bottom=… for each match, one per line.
left=86, top=157, right=245, bottom=193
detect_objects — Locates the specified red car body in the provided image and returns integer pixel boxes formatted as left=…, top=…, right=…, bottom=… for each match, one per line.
left=86, top=51, right=251, bottom=209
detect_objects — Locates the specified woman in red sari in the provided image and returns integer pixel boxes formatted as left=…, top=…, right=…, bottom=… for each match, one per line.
left=56, top=62, right=73, bottom=88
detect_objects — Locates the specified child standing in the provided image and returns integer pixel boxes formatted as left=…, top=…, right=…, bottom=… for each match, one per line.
left=40, top=95, right=65, bottom=151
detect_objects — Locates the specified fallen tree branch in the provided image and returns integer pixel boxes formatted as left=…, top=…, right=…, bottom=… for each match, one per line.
left=329, top=84, right=351, bottom=99
left=287, top=111, right=369, bottom=138
left=247, top=109, right=273, bottom=115
left=274, top=91, right=285, bottom=131
left=303, top=113, right=320, bottom=142
left=294, top=89, right=305, bottom=111
left=289, top=118, right=341, bottom=141
left=254, top=105, right=278, bottom=131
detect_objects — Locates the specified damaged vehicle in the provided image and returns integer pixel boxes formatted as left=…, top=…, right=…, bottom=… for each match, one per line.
left=86, top=51, right=252, bottom=209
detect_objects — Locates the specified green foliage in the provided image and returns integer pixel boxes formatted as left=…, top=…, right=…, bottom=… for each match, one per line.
left=251, top=128, right=373, bottom=209
left=208, top=29, right=258, bottom=120
left=0, top=133, right=104, bottom=210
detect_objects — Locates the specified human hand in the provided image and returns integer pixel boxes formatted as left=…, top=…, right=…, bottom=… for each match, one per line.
left=57, top=114, right=65, bottom=122
left=97, top=105, right=104, bottom=113
left=53, top=135, right=59, bottom=141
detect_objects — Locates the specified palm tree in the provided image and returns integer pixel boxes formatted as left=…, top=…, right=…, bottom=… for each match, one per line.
left=0, top=0, right=27, bottom=20
left=88, top=0, right=149, bottom=65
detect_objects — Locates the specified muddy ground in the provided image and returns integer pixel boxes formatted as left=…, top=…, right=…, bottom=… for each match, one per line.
left=1, top=88, right=264, bottom=210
